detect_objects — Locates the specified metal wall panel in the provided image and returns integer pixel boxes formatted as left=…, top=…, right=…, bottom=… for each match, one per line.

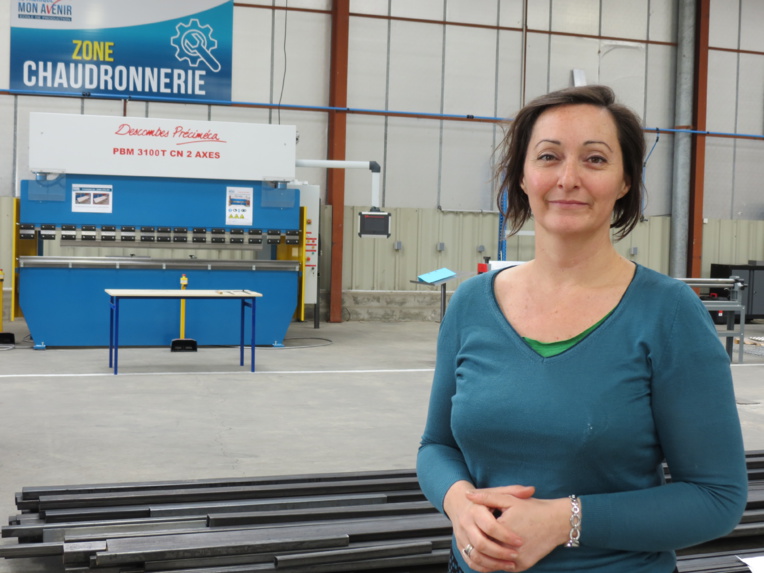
left=384, top=118, right=441, bottom=209
left=430, top=211, right=460, bottom=282
left=390, top=0, right=444, bottom=20
left=393, top=208, right=424, bottom=289
left=644, top=44, right=676, bottom=128
left=0, top=6, right=8, bottom=91
left=350, top=0, right=388, bottom=17
left=643, top=42, right=677, bottom=218
left=0, top=95, right=15, bottom=197
left=81, top=99, right=124, bottom=117
left=642, top=131, right=674, bottom=217
left=737, top=54, right=764, bottom=134
left=439, top=211, right=487, bottom=282
left=146, top=102, right=210, bottom=120
left=599, top=41, right=647, bottom=116
left=496, top=30, right=524, bottom=119
left=706, top=51, right=738, bottom=133
left=701, top=219, right=764, bottom=276
left=703, top=138, right=735, bottom=220
left=498, top=0, right=525, bottom=28
left=285, top=0, right=331, bottom=10
left=732, top=140, right=764, bottom=220
left=443, top=26, right=496, bottom=117
left=504, top=229, right=536, bottom=263
left=524, top=32, right=552, bottom=102
left=210, top=105, right=271, bottom=124
left=447, top=0, right=499, bottom=27
left=439, top=122, right=497, bottom=211
left=388, top=21, right=443, bottom=113
left=274, top=11, right=332, bottom=108
left=0, top=197, right=13, bottom=278
left=648, top=1, right=677, bottom=43
left=232, top=7, right=273, bottom=103
left=416, top=209, right=444, bottom=286
left=716, top=220, right=738, bottom=265
left=701, top=219, right=722, bottom=274
left=640, top=215, right=670, bottom=275
left=740, top=0, right=764, bottom=52
left=548, top=35, right=601, bottom=91
left=709, top=0, right=740, bottom=49
left=347, top=16, right=388, bottom=111
left=526, top=0, right=551, bottom=31
left=602, top=0, right=649, bottom=40
left=550, top=0, right=600, bottom=36
left=613, top=216, right=670, bottom=275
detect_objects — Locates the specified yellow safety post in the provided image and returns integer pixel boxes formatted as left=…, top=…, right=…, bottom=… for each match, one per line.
left=171, top=273, right=197, bottom=351
left=179, top=273, right=188, bottom=339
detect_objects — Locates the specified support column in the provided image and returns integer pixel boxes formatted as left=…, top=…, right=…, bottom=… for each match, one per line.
left=688, top=0, right=710, bottom=277
left=669, top=0, right=696, bottom=278
left=326, top=0, right=350, bottom=322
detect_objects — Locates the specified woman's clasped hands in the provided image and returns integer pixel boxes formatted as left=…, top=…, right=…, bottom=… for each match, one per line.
left=445, top=482, right=573, bottom=572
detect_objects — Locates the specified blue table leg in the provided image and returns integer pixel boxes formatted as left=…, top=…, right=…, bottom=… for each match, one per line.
left=239, top=299, right=245, bottom=367
left=108, top=296, right=115, bottom=369
left=114, top=298, right=120, bottom=375
left=250, top=297, right=256, bottom=372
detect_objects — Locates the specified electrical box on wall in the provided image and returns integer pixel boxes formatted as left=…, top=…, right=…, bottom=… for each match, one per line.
left=358, top=210, right=391, bottom=238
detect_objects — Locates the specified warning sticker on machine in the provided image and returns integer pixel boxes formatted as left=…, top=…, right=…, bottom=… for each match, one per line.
left=226, top=186, right=253, bottom=226
left=71, top=184, right=113, bottom=213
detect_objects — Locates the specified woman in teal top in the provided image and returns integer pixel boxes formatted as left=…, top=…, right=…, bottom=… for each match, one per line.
left=417, top=86, right=747, bottom=573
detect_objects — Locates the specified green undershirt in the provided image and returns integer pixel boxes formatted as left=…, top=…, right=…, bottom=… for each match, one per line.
left=523, top=312, right=612, bottom=357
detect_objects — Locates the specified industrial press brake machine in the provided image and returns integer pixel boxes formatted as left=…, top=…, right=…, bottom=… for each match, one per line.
left=12, top=113, right=319, bottom=348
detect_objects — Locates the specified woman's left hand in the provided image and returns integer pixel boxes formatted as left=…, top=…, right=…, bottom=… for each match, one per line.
left=466, top=487, right=572, bottom=572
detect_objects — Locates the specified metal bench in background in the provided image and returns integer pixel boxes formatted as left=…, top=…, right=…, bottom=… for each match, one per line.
left=678, top=276, right=747, bottom=363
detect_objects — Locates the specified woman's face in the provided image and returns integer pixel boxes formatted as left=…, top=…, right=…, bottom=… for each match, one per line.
left=520, top=104, right=630, bottom=240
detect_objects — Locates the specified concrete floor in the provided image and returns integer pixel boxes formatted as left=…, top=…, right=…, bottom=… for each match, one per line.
left=0, top=315, right=763, bottom=572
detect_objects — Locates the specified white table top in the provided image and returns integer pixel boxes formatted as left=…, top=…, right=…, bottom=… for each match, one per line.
left=105, top=289, right=262, bottom=298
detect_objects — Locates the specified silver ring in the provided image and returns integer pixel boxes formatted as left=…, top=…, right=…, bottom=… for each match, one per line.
left=463, top=543, right=474, bottom=558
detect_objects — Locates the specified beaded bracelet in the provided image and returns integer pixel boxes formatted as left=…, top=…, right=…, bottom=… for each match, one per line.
left=565, top=494, right=582, bottom=548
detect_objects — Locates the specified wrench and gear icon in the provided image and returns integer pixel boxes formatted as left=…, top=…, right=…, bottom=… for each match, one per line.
left=171, top=19, right=221, bottom=72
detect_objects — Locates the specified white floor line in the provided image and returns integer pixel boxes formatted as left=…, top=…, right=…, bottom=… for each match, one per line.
left=0, top=368, right=436, bottom=379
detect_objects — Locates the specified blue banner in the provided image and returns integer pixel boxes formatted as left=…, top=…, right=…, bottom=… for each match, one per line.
left=10, top=0, right=233, bottom=102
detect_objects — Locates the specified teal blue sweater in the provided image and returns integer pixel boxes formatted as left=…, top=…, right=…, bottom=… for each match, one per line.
left=417, top=265, right=747, bottom=572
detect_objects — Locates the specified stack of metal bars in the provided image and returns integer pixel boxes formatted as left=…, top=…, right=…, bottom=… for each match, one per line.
left=2, top=459, right=764, bottom=573
left=1, top=469, right=451, bottom=573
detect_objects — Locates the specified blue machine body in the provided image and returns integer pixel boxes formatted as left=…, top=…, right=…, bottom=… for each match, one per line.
left=20, top=175, right=299, bottom=229
left=18, top=175, right=301, bottom=348
left=18, top=266, right=296, bottom=347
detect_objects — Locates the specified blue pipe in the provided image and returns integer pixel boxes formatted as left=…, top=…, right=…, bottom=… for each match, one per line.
left=7, top=88, right=763, bottom=140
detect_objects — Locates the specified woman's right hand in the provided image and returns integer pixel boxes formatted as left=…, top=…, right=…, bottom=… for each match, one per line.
left=443, top=481, right=535, bottom=572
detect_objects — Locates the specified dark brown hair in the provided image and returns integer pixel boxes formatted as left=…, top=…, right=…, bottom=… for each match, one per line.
left=495, top=85, right=645, bottom=241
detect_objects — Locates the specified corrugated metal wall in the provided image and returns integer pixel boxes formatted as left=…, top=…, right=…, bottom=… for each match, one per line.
left=337, top=207, right=764, bottom=291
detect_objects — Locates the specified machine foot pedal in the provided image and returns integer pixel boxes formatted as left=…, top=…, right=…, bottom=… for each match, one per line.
left=171, top=338, right=197, bottom=352
left=0, top=333, right=15, bottom=345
